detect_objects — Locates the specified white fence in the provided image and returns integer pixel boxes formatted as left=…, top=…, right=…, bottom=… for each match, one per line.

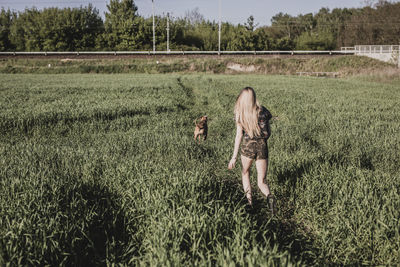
left=352, top=45, right=400, bottom=65
left=354, top=45, right=400, bottom=54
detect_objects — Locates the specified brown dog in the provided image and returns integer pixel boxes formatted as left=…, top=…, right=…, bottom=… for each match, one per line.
left=194, top=116, right=208, bottom=142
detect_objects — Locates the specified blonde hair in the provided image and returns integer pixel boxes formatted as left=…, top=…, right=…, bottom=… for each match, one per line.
left=234, top=87, right=261, bottom=139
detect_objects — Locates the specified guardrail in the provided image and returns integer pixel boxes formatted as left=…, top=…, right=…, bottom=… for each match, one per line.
left=0, top=50, right=356, bottom=56
left=341, top=47, right=355, bottom=52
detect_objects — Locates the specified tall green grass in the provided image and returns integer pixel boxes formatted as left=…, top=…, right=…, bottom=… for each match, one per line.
left=0, top=74, right=399, bottom=265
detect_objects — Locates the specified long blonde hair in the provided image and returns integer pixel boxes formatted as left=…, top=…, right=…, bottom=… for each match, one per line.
left=234, top=87, right=261, bottom=139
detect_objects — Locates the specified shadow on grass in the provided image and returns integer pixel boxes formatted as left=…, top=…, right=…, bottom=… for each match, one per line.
left=184, top=136, right=325, bottom=264
left=216, top=177, right=323, bottom=265
left=0, top=178, right=139, bottom=266
left=2, top=102, right=190, bottom=136
left=57, top=182, right=139, bottom=266
left=276, top=160, right=315, bottom=188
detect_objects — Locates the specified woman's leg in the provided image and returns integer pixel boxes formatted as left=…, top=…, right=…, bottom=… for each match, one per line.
left=241, top=155, right=254, bottom=205
left=255, top=159, right=271, bottom=198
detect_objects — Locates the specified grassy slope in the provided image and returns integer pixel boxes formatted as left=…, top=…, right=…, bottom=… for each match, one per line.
left=0, top=74, right=399, bottom=265
left=0, top=55, right=398, bottom=77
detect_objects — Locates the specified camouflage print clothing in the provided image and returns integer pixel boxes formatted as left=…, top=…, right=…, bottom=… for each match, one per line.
left=241, top=138, right=269, bottom=160
left=240, top=106, right=272, bottom=160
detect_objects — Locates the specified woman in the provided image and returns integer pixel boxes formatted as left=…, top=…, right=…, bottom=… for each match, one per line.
left=228, top=87, right=275, bottom=214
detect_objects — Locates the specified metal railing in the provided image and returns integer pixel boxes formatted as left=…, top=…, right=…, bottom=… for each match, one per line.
left=2, top=46, right=399, bottom=56
left=0, top=50, right=356, bottom=56
left=354, top=45, right=400, bottom=54
left=341, top=47, right=355, bottom=52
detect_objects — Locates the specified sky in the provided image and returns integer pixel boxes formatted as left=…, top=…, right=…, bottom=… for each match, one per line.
left=1, top=0, right=367, bottom=26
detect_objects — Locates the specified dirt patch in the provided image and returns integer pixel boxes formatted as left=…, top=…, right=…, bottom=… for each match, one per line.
left=60, top=58, right=81, bottom=62
left=227, top=62, right=259, bottom=73
left=189, top=63, right=196, bottom=71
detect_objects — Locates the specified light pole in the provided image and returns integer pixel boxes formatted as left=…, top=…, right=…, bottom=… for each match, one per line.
left=152, top=0, right=155, bottom=54
left=218, top=0, right=221, bottom=55
left=167, top=12, right=170, bottom=53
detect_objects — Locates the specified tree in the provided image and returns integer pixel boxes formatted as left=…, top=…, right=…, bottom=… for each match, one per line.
left=341, top=2, right=400, bottom=46
left=253, top=27, right=272, bottom=50
left=296, top=31, right=335, bottom=50
left=39, top=5, right=103, bottom=51
left=103, top=0, right=142, bottom=50
left=7, top=5, right=103, bottom=51
left=271, top=12, right=295, bottom=39
left=9, top=8, right=42, bottom=51
left=245, top=15, right=258, bottom=32
left=184, top=7, right=204, bottom=26
left=0, top=8, right=15, bottom=51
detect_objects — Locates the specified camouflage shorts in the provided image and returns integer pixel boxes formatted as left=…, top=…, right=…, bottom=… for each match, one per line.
left=240, top=138, right=269, bottom=160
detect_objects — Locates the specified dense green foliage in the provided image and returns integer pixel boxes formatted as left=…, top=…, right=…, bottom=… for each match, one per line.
left=101, top=0, right=141, bottom=50
left=2, top=5, right=103, bottom=52
left=0, top=9, right=13, bottom=51
left=1, top=0, right=400, bottom=51
left=0, top=73, right=399, bottom=265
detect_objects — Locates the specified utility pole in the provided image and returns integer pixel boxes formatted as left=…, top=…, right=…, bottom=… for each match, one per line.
left=152, top=0, right=155, bottom=54
left=218, top=0, right=221, bottom=55
left=167, top=12, right=170, bottom=53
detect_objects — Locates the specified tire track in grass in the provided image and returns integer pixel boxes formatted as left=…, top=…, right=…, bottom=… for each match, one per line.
left=178, top=75, right=326, bottom=265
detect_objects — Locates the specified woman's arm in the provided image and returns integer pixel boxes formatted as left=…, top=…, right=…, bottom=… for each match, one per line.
left=228, top=124, right=243, bottom=170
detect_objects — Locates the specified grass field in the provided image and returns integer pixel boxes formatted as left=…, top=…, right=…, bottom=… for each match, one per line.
left=0, top=73, right=399, bottom=265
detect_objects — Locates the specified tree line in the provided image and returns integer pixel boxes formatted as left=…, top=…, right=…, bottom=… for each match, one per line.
left=0, top=0, right=399, bottom=52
